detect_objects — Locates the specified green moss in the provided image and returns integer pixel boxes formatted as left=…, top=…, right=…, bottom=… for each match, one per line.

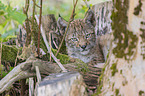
left=106, top=49, right=110, bottom=59
left=140, top=28, right=145, bottom=40
left=122, top=80, right=128, bottom=86
left=111, top=0, right=138, bottom=60
left=2, top=44, right=18, bottom=63
left=75, top=63, right=89, bottom=73
left=120, top=70, right=122, bottom=74
left=42, top=48, right=70, bottom=64
left=115, top=89, right=119, bottom=96
left=141, top=21, right=145, bottom=25
left=112, top=82, right=115, bottom=91
left=98, top=62, right=108, bottom=84
left=134, top=0, right=142, bottom=15
left=140, top=27, right=145, bottom=59
left=54, top=52, right=70, bottom=64
left=92, top=84, right=103, bottom=96
left=139, top=90, right=144, bottom=96
left=93, top=62, right=108, bottom=95
left=110, top=63, right=118, bottom=76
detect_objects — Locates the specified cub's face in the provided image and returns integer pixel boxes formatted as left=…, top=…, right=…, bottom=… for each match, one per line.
left=58, top=10, right=96, bottom=57
left=66, top=20, right=96, bottom=55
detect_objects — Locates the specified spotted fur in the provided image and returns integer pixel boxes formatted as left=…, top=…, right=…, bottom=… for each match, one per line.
left=58, top=10, right=104, bottom=63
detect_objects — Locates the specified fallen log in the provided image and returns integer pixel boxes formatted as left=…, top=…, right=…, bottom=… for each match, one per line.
left=0, top=55, right=86, bottom=93
left=0, top=56, right=61, bottom=93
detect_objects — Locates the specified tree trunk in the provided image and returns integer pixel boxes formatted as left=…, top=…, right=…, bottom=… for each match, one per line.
left=100, top=0, right=145, bottom=96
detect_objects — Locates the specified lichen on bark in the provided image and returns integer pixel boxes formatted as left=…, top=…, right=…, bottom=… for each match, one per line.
left=133, top=0, right=142, bottom=15
left=140, top=21, right=145, bottom=59
left=111, top=0, right=138, bottom=60
left=110, top=63, right=118, bottom=76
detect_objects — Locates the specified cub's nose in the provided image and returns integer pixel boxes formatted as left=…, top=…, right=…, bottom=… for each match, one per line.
left=80, top=45, right=86, bottom=50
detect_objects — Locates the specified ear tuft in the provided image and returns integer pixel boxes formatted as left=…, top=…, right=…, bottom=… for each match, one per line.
left=57, top=15, right=68, bottom=36
left=84, top=9, right=96, bottom=27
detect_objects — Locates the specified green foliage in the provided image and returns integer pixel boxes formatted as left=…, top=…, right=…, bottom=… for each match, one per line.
left=0, top=1, right=26, bottom=42
left=1, top=65, right=14, bottom=78
left=42, top=0, right=88, bottom=21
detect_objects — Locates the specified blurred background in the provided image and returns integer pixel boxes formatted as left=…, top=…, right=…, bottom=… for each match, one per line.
left=0, top=0, right=111, bottom=42
left=1, top=0, right=110, bottom=20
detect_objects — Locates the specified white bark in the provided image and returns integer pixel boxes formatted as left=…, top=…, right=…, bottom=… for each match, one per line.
left=37, top=72, right=87, bottom=96
left=29, top=78, right=34, bottom=96
left=101, top=0, right=145, bottom=96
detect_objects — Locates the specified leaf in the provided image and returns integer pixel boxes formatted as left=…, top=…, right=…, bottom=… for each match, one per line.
left=1, top=28, right=18, bottom=40
left=6, top=5, right=26, bottom=25
left=0, top=1, right=6, bottom=11
left=10, top=11, right=26, bottom=24
left=0, top=25, right=3, bottom=31
left=89, top=4, right=93, bottom=7
left=0, top=10, right=4, bottom=15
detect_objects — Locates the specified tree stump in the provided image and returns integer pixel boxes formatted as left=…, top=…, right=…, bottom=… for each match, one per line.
left=37, top=71, right=87, bottom=96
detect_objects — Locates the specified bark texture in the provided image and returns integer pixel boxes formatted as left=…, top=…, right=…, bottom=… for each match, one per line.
left=37, top=72, right=87, bottom=96
left=101, top=0, right=145, bottom=96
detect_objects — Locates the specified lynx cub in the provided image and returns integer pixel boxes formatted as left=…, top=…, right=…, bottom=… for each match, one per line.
left=58, top=10, right=104, bottom=63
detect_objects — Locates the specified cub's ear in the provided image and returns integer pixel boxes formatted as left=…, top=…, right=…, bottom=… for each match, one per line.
left=57, top=14, right=68, bottom=36
left=84, top=9, right=96, bottom=27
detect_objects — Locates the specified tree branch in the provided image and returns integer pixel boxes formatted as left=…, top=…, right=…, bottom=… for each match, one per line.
left=0, top=56, right=62, bottom=93
left=37, top=0, right=43, bottom=56
left=0, top=56, right=84, bottom=93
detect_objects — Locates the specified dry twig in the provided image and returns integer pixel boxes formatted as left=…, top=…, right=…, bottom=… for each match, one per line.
left=37, top=0, right=43, bottom=57
left=35, top=15, right=67, bottom=72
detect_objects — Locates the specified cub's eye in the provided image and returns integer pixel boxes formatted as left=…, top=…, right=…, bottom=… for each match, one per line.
left=86, top=34, right=91, bottom=38
left=71, top=38, right=78, bottom=42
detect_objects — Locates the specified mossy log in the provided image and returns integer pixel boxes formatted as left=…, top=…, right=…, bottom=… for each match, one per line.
left=1, top=44, right=20, bottom=63
left=1, top=44, right=70, bottom=64
left=0, top=56, right=86, bottom=93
